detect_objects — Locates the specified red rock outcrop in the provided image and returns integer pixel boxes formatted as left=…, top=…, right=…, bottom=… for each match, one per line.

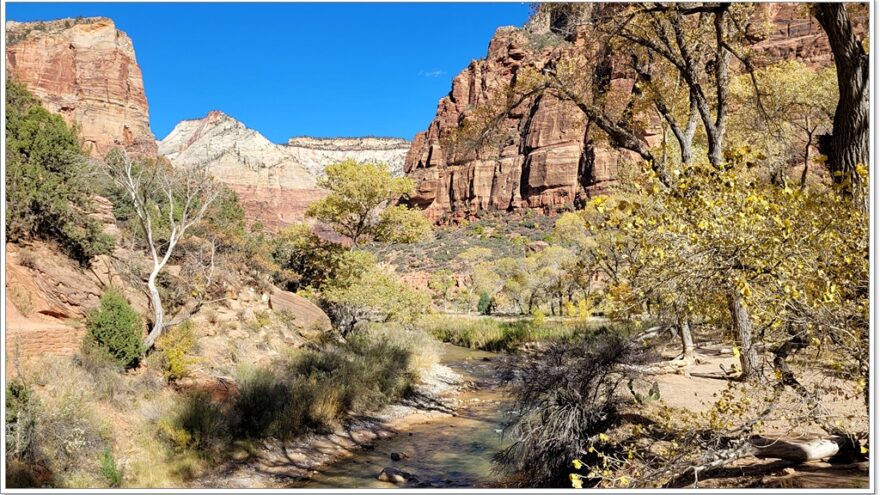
left=404, top=4, right=868, bottom=221
left=5, top=241, right=148, bottom=365
left=5, top=17, right=156, bottom=156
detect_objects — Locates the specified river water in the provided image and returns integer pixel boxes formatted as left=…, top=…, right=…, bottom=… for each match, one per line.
left=296, top=344, right=514, bottom=488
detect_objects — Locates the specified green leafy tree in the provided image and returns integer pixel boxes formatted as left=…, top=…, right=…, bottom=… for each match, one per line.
left=375, top=204, right=432, bottom=243
left=271, top=224, right=344, bottom=291
left=322, top=251, right=431, bottom=334
left=428, top=269, right=456, bottom=312
left=84, top=289, right=144, bottom=367
left=5, top=79, right=113, bottom=264
left=306, top=160, right=423, bottom=246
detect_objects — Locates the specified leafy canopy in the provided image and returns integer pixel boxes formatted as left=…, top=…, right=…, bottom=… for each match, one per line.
left=306, top=160, right=427, bottom=246
left=6, top=79, right=113, bottom=264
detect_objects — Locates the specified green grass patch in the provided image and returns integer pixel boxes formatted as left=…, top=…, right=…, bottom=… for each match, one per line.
left=417, top=314, right=599, bottom=352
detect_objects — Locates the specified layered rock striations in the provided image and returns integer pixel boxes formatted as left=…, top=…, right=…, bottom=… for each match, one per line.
left=403, top=21, right=631, bottom=220
left=404, top=5, right=867, bottom=220
left=287, top=136, right=410, bottom=178
left=158, top=111, right=411, bottom=230
left=5, top=17, right=156, bottom=156
left=159, top=111, right=324, bottom=230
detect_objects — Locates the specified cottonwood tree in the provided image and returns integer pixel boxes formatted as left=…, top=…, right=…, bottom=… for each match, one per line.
left=428, top=269, right=456, bottom=312
left=104, top=150, right=220, bottom=350
left=728, top=61, right=837, bottom=186
left=321, top=250, right=431, bottom=334
left=466, top=3, right=794, bottom=370
left=813, top=3, right=869, bottom=203
left=306, top=160, right=430, bottom=246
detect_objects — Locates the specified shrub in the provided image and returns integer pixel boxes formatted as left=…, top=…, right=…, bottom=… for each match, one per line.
left=18, top=248, right=38, bottom=269
left=6, top=379, right=38, bottom=463
left=33, top=379, right=110, bottom=486
left=75, top=347, right=127, bottom=407
left=417, top=314, right=587, bottom=352
left=161, top=390, right=226, bottom=455
left=477, top=292, right=493, bottom=315
left=494, top=332, right=653, bottom=487
left=204, top=309, right=219, bottom=325
left=160, top=337, right=418, bottom=454
left=5, top=79, right=113, bottom=265
left=83, top=289, right=144, bottom=368
left=365, top=324, right=440, bottom=378
left=232, top=367, right=294, bottom=438
left=8, top=284, right=33, bottom=316
left=99, top=449, right=122, bottom=487
left=155, top=321, right=198, bottom=381
left=530, top=308, right=547, bottom=327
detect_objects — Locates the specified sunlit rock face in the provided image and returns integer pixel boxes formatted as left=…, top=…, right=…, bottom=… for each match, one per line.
left=159, top=111, right=411, bottom=230
left=286, top=136, right=410, bottom=179
left=404, top=4, right=867, bottom=221
left=6, top=17, right=156, bottom=156
left=158, top=110, right=323, bottom=230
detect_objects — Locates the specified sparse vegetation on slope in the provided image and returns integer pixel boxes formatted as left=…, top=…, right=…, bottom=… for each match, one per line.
left=5, top=79, right=113, bottom=264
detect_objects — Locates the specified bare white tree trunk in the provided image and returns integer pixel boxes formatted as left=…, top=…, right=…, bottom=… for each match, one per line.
left=105, top=151, right=218, bottom=352
left=144, top=269, right=164, bottom=349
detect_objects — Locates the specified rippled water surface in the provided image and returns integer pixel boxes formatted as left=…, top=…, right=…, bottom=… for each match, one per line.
left=297, top=344, right=513, bottom=488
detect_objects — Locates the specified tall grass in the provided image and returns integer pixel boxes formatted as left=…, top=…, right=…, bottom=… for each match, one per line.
left=162, top=333, right=426, bottom=458
left=417, top=314, right=596, bottom=351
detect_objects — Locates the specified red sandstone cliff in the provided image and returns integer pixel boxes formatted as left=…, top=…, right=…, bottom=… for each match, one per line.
left=5, top=17, right=156, bottom=156
left=404, top=4, right=868, bottom=220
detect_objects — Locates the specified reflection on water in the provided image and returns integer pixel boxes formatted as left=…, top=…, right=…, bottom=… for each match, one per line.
left=296, top=344, right=513, bottom=488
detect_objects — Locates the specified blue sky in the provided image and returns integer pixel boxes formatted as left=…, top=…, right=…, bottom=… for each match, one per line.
left=6, top=2, right=530, bottom=142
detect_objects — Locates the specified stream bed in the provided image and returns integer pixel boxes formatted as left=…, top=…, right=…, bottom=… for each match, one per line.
left=294, top=344, right=514, bottom=488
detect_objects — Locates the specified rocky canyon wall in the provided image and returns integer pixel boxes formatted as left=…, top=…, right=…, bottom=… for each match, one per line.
left=6, top=17, right=156, bottom=156
left=158, top=111, right=411, bottom=230
left=404, top=4, right=868, bottom=221
left=287, top=136, right=410, bottom=178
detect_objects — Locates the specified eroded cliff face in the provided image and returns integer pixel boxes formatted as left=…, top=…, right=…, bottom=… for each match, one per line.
left=5, top=17, right=156, bottom=156
left=404, top=4, right=867, bottom=221
left=159, top=111, right=324, bottom=230
left=158, top=111, right=411, bottom=230
left=287, top=136, right=410, bottom=178
left=403, top=21, right=640, bottom=221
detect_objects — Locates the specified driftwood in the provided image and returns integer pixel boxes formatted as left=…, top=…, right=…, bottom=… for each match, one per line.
left=748, top=436, right=849, bottom=463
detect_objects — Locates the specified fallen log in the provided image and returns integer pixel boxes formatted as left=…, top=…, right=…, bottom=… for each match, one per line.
left=748, top=435, right=849, bottom=463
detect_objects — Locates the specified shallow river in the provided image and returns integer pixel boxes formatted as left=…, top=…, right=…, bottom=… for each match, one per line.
left=296, top=344, right=514, bottom=488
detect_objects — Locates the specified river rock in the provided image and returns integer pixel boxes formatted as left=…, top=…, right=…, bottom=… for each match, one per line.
left=378, top=467, right=415, bottom=484
left=390, top=452, right=409, bottom=461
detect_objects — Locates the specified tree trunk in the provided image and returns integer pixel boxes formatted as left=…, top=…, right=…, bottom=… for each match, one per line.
left=800, top=125, right=813, bottom=189
left=143, top=269, right=165, bottom=350
left=749, top=436, right=847, bottom=463
left=679, top=316, right=695, bottom=358
left=727, top=288, right=759, bottom=378
left=814, top=4, right=869, bottom=201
